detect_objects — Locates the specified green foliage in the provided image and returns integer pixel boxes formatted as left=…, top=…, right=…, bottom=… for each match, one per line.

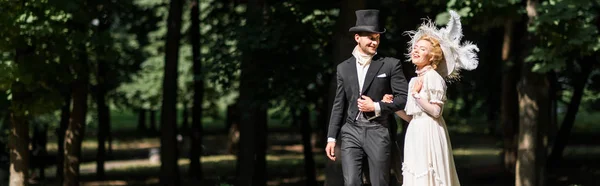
left=528, top=0, right=600, bottom=72
left=0, top=0, right=83, bottom=116
left=1, top=0, right=598, bottom=132
left=0, top=0, right=154, bottom=124
left=446, top=0, right=523, bottom=31
left=91, top=0, right=163, bottom=111
left=444, top=0, right=600, bottom=115
left=115, top=0, right=342, bottom=123
left=449, top=0, right=600, bottom=75
left=526, top=0, right=600, bottom=109
left=113, top=0, right=232, bottom=120
left=260, top=2, right=338, bottom=106
left=202, top=1, right=243, bottom=90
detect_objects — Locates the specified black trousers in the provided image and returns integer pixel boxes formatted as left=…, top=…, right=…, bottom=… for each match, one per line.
left=340, top=122, right=391, bottom=186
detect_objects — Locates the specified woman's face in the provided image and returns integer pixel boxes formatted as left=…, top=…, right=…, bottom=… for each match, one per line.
left=411, top=39, right=433, bottom=68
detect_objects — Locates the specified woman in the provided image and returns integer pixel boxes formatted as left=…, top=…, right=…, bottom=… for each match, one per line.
left=383, top=10, right=479, bottom=186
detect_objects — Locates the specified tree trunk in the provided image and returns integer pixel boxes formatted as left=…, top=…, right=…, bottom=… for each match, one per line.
left=516, top=68, right=549, bottom=186
left=501, top=18, right=521, bottom=173
left=236, top=105, right=267, bottom=186
left=300, top=108, right=317, bottom=185
left=137, top=109, right=147, bottom=132
left=181, top=102, right=189, bottom=132
left=189, top=0, right=204, bottom=179
left=226, top=103, right=240, bottom=154
left=64, top=49, right=89, bottom=186
left=325, top=1, right=365, bottom=185
left=107, top=111, right=112, bottom=155
left=57, top=89, right=71, bottom=184
left=40, top=125, right=48, bottom=180
left=237, top=61, right=269, bottom=185
left=548, top=60, right=592, bottom=165
left=0, top=115, right=9, bottom=186
left=9, top=111, right=29, bottom=186
left=9, top=46, right=32, bottom=186
left=255, top=108, right=267, bottom=186
left=160, top=0, right=183, bottom=184
left=31, top=121, right=48, bottom=180
left=315, top=91, right=328, bottom=149
left=236, top=0, right=269, bottom=185
left=516, top=1, right=548, bottom=185
left=547, top=71, right=558, bottom=141
left=486, top=28, right=503, bottom=135
left=501, top=68, right=519, bottom=172
left=487, top=97, right=498, bottom=136
left=460, top=90, right=472, bottom=117
left=150, top=110, right=157, bottom=133
left=94, top=7, right=113, bottom=159
left=95, top=60, right=110, bottom=180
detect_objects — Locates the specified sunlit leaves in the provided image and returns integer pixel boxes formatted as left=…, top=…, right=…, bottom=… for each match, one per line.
left=449, top=0, right=600, bottom=73
left=0, top=0, right=151, bottom=118
left=529, top=0, right=600, bottom=72
left=0, top=0, right=83, bottom=116
left=447, top=0, right=523, bottom=30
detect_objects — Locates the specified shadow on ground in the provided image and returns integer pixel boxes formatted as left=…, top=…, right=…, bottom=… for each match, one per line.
left=26, top=131, right=600, bottom=186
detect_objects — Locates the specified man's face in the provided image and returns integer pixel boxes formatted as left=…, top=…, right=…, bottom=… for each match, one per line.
left=355, top=32, right=380, bottom=55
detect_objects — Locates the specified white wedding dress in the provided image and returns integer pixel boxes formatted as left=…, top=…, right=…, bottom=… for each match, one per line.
left=402, top=69, right=460, bottom=186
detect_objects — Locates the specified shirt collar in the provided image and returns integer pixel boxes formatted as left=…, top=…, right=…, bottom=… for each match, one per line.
left=352, top=46, right=376, bottom=66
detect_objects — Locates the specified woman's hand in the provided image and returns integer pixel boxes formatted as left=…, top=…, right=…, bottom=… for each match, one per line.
left=412, top=77, right=424, bottom=96
left=395, top=110, right=412, bottom=122
left=382, top=94, right=393, bottom=103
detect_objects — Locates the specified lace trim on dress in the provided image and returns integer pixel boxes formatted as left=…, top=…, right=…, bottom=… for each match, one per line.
left=402, top=162, right=446, bottom=186
left=416, top=65, right=433, bottom=77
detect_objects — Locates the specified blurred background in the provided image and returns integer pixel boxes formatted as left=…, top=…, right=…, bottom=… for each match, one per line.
left=0, top=0, right=599, bottom=185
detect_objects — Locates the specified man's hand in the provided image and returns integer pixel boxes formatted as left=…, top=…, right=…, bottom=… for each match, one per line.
left=358, top=95, right=375, bottom=112
left=325, top=142, right=336, bottom=161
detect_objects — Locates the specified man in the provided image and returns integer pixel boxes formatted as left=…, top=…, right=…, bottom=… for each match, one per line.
left=325, top=9, right=408, bottom=186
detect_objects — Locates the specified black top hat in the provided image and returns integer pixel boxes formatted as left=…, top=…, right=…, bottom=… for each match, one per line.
left=349, top=9, right=386, bottom=34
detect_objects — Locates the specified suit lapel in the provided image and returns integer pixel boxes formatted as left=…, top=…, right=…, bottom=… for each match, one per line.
left=346, top=57, right=360, bottom=95
left=360, top=56, right=384, bottom=93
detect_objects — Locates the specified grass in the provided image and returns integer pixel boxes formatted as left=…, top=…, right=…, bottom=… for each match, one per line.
left=563, top=110, right=600, bottom=132
left=46, top=137, right=159, bottom=153
left=30, top=130, right=600, bottom=186
left=103, top=107, right=300, bottom=134
left=36, top=142, right=503, bottom=185
left=107, top=109, right=227, bottom=132
left=109, top=109, right=139, bottom=131
left=17, top=105, right=600, bottom=186
left=89, top=105, right=600, bottom=138
left=38, top=151, right=328, bottom=185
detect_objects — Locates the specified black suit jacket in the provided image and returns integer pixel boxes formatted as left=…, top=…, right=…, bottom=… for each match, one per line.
left=327, top=54, right=408, bottom=139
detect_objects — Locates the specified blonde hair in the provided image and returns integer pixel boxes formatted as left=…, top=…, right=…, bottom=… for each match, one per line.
left=418, top=35, right=444, bottom=69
